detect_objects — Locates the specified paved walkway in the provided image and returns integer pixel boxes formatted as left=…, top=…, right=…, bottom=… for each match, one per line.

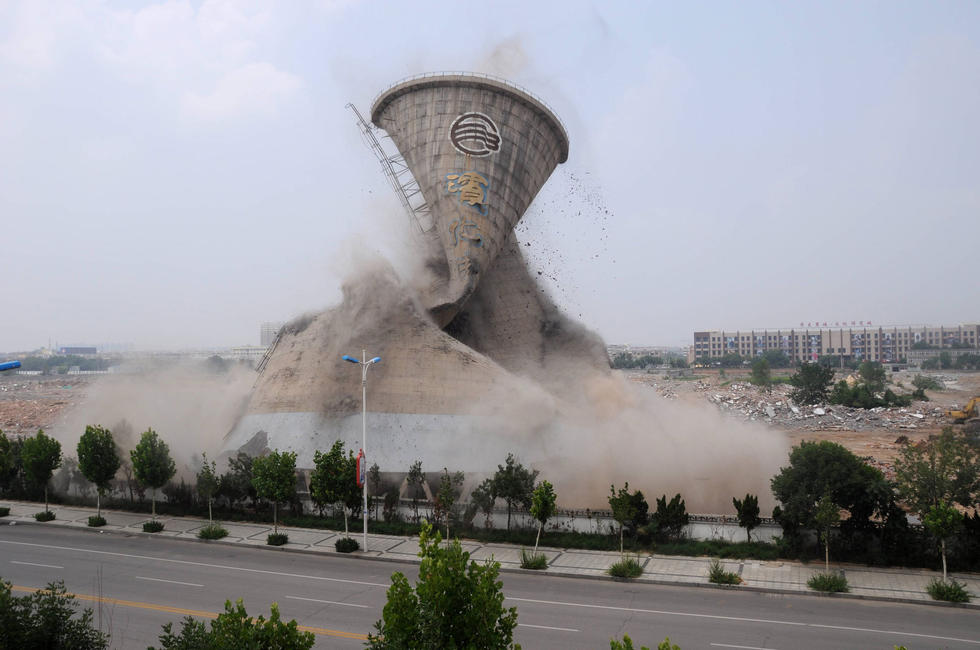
left=2, top=500, right=977, bottom=608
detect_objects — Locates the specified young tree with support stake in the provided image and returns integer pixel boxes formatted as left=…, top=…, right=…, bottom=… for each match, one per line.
left=530, top=480, right=557, bottom=555
left=252, top=449, right=297, bottom=537
left=196, top=452, right=219, bottom=525
left=22, top=429, right=62, bottom=516
left=76, top=425, right=121, bottom=520
left=923, top=501, right=963, bottom=584
left=814, top=492, right=840, bottom=572
left=310, top=441, right=358, bottom=538
left=130, top=428, right=176, bottom=521
left=492, top=453, right=538, bottom=531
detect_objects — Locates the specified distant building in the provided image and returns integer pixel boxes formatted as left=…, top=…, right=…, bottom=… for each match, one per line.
left=691, top=323, right=980, bottom=364
left=260, top=322, right=284, bottom=347
left=59, top=346, right=97, bottom=355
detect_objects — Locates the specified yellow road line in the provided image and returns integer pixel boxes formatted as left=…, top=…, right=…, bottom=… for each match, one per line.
left=10, top=584, right=368, bottom=641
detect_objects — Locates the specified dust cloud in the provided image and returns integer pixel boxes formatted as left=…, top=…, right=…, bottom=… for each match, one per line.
left=51, top=362, right=254, bottom=476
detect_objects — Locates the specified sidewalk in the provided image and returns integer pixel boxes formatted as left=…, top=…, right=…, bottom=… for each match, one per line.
left=3, top=499, right=977, bottom=608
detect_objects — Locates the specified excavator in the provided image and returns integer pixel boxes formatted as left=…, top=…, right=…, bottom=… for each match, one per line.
left=947, top=397, right=980, bottom=435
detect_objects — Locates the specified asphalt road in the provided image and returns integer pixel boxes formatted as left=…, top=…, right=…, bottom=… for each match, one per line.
left=1, top=524, right=977, bottom=649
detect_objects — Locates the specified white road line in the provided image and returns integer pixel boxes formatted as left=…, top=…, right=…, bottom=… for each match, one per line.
left=518, top=623, right=579, bottom=633
left=0, top=540, right=388, bottom=588
left=135, top=576, right=203, bottom=587
left=711, top=644, right=777, bottom=650
left=507, top=597, right=980, bottom=645
left=11, top=560, right=64, bottom=569
left=286, top=595, right=370, bottom=609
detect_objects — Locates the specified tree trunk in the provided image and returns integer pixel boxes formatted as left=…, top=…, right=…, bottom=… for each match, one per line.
left=941, top=539, right=948, bottom=582
left=97, top=489, right=102, bottom=519
left=507, top=501, right=512, bottom=531
left=620, top=524, right=624, bottom=556
left=343, top=507, right=349, bottom=537
left=273, top=501, right=278, bottom=535
left=44, top=486, right=49, bottom=514
left=152, top=491, right=156, bottom=519
left=825, top=538, right=829, bottom=573
left=746, top=528, right=751, bottom=543
left=208, top=498, right=213, bottom=525
left=534, top=522, right=542, bottom=555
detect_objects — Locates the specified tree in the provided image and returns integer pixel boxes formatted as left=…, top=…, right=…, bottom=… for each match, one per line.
left=369, top=462, right=382, bottom=520
left=788, top=363, right=835, bottom=405
left=652, top=493, right=688, bottom=541
left=367, top=522, right=519, bottom=649
left=0, top=430, right=18, bottom=495
left=76, top=425, right=121, bottom=519
left=923, top=502, right=963, bottom=583
left=251, top=450, right=297, bottom=535
left=609, top=482, right=645, bottom=554
left=750, top=357, right=772, bottom=393
left=894, top=427, right=979, bottom=516
left=196, top=452, right=220, bottom=525
left=762, top=349, right=791, bottom=368
left=858, top=360, right=887, bottom=393
left=219, top=452, right=256, bottom=508
left=530, top=480, right=557, bottom=554
left=0, top=580, right=108, bottom=649
left=732, top=493, right=761, bottom=542
left=309, top=441, right=358, bottom=536
left=771, top=441, right=894, bottom=539
left=22, top=429, right=62, bottom=514
left=130, top=428, right=176, bottom=519
left=433, top=467, right=464, bottom=541
left=153, top=598, right=314, bottom=650
left=491, top=453, right=538, bottom=531
left=406, top=460, right=425, bottom=522
left=471, top=478, right=496, bottom=529
left=813, top=492, right=840, bottom=571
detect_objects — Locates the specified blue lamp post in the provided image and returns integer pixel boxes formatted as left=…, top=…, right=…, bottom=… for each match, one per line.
left=342, top=349, right=381, bottom=551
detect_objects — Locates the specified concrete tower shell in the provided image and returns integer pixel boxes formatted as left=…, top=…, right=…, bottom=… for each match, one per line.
left=221, top=74, right=606, bottom=478
left=371, top=74, right=569, bottom=327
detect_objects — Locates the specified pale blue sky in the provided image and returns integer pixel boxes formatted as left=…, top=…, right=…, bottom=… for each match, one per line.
left=1, top=1, right=977, bottom=351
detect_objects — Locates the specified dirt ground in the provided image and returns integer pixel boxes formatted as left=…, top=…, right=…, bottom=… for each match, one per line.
left=0, top=375, right=96, bottom=436
left=624, top=368, right=980, bottom=478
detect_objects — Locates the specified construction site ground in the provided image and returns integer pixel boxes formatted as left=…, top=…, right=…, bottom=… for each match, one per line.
left=1, top=369, right=978, bottom=479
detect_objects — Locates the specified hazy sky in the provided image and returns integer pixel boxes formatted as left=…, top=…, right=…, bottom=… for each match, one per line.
left=2, top=0, right=978, bottom=352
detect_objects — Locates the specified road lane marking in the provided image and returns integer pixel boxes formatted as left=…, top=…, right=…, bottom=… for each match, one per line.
left=10, top=584, right=368, bottom=641
left=0, top=539, right=388, bottom=588
left=508, top=597, right=980, bottom=645
left=711, top=644, right=778, bottom=650
left=286, top=595, right=370, bottom=608
left=11, top=560, right=64, bottom=569
left=518, top=623, right=579, bottom=632
left=136, top=576, right=203, bottom=587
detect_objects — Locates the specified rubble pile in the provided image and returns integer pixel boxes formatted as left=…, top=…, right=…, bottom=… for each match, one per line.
left=707, top=381, right=944, bottom=433
left=0, top=377, right=91, bottom=435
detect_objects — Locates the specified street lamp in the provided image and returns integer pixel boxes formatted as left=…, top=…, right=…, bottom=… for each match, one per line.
left=342, top=349, right=381, bottom=552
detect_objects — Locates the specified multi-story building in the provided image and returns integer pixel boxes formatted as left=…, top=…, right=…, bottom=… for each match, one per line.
left=260, top=322, right=285, bottom=347
left=691, top=323, right=980, bottom=364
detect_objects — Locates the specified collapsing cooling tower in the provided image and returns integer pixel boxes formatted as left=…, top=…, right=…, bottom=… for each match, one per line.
left=221, top=74, right=608, bottom=472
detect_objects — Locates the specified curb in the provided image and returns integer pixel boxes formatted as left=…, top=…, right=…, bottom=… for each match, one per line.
left=3, top=509, right=979, bottom=611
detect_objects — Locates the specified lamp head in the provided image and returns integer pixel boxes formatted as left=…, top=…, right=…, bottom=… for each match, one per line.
left=369, top=357, right=382, bottom=364
left=342, top=355, right=360, bottom=364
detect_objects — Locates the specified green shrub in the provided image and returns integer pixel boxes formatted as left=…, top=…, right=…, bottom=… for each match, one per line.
left=334, top=537, right=359, bottom=553
left=87, top=515, right=106, bottom=527
left=34, top=511, right=56, bottom=522
left=143, top=520, right=164, bottom=533
left=0, top=507, right=10, bottom=517
left=608, top=555, right=644, bottom=579
left=926, top=578, right=971, bottom=603
left=152, top=599, right=314, bottom=649
left=707, top=558, right=741, bottom=585
left=197, top=524, right=228, bottom=540
left=0, top=580, right=109, bottom=648
left=520, top=549, right=548, bottom=570
left=807, top=572, right=849, bottom=593
left=267, top=532, right=289, bottom=546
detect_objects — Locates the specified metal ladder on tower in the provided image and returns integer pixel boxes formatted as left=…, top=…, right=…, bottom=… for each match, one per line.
left=347, top=103, right=434, bottom=234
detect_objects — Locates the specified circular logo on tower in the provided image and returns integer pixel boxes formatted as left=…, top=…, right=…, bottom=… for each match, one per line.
left=449, top=112, right=501, bottom=157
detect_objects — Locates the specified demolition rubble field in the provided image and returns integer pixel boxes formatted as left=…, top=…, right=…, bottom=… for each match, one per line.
left=626, top=368, right=980, bottom=476
left=0, top=375, right=95, bottom=436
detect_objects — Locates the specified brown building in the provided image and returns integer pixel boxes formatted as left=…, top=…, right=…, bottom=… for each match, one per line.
left=691, top=323, right=980, bottom=364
